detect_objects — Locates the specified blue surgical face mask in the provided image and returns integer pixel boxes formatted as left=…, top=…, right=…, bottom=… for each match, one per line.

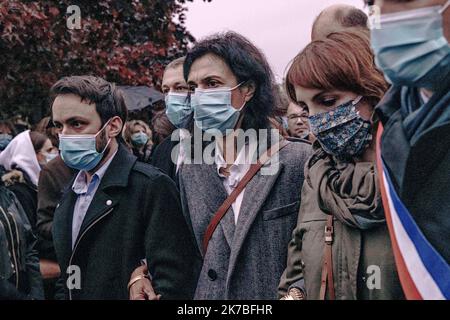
left=165, top=92, right=191, bottom=128
left=191, top=82, right=246, bottom=135
left=0, top=134, right=13, bottom=151
left=59, top=120, right=111, bottom=171
left=131, top=131, right=149, bottom=147
left=309, top=96, right=373, bottom=160
left=371, top=2, right=450, bottom=90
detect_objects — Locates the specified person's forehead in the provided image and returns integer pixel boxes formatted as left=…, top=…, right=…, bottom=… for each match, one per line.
left=162, top=66, right=186, bottom=87
left=132, top=124, right=146, bottom=131
left=287, top=102, right=305, bottom=114
left=187, top=53, right=234, bottom=82
left=294, top=86, right=322, bottom=102
left=43, top=139, right=52, bottom=148
left=52, top=94, right=99, bottom=121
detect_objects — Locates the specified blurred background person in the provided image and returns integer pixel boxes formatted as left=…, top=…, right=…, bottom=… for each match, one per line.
left=286, top=101, right=314, bottom=142
left=34, top=115, right=75, bottom=299
left=148, top=56, right=191, bottom=184
left=0, top=182, right=43, bottom=300
left=311, top=4, right=369, bottom=40
left=33, top=116, right=60, bottom=151
left=150, top=111, right=176, bottom=148
left=0, top=130, right=56, bottom=229
left=123, top=119, right=153, bottom=163
left=0, top=120, right=17, bottom=152
left=128, top=57, right=192, bottom=298
left=279, top=31, right=403, bottom=300
left=0, top=128, right=62, bottom=299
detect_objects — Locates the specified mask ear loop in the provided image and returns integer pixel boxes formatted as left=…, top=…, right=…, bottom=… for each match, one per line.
left=352, top=96, right=364, bottom=106
left=352, top=96, right=366, bottom=117
left=439, top=0, right=450, bottom=14
left=234, top=80, right=251, bottom=112
left=95, top=119, right=113, bottom=154
left=230, top=81, right=246, bottom=91
left=94, top=119, right=112, bottom=138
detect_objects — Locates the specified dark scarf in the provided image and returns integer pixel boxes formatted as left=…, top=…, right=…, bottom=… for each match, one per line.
left=401, top=72, right=450, bottom=144
left=305, top=141, right=385, bottom=230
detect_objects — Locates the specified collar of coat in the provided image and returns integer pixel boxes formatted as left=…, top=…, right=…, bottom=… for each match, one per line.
left=53, top=143, right=138, bottom=265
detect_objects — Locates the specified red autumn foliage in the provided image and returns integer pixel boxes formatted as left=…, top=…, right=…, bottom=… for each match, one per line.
left=0, top=0, right=211, bottom=123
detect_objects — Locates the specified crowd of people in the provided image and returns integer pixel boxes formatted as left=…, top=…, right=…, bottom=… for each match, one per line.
left=0, top=0, right=449, bottom=300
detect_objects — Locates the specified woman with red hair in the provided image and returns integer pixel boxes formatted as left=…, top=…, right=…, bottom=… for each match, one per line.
left=278, top=31, right=403, bottom=300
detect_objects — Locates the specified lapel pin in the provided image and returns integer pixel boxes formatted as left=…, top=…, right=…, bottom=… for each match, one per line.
left=106, top=200, right=112, bottom=206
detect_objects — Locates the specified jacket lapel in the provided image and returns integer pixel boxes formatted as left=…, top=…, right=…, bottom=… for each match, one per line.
left=75, top=190, right=119, bottom=244
left=52, top=187, right=77, bottom=266
left=227, top=157, right=284, bottom=283
left=74, top=145, right=136, bottom=247
left=200, top=163, right=235, bottom=250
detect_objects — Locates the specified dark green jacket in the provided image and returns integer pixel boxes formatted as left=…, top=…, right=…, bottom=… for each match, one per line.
left=52, top=144, right=201, bottom=300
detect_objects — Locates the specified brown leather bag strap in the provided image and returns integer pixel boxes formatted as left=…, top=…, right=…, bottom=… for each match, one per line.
left=202, top=140, right=289, bottom=256
left=319, top=215, right=335, bottom=300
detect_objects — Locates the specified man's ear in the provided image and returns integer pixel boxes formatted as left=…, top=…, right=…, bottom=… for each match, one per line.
left=108, top=116, right=123, bottom=138
left=242, top=81, right=256, bottom=102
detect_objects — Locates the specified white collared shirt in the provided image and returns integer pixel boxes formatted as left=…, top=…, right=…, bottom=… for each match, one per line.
left=71, top=149, right=117, bottom=248
left=176, top=129, right=191, bottom=173
left=215, top=141, right=257, bottom=224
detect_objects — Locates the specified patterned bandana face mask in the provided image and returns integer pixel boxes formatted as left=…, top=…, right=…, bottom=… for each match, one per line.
left=309, top=96, right=373, bottom=160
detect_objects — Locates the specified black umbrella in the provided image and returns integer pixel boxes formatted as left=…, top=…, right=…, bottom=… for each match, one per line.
left=119, top=86, right=164, bottom=111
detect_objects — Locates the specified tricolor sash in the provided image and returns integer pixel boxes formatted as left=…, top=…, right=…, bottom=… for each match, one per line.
left=376, top=124, right=450, bottom=300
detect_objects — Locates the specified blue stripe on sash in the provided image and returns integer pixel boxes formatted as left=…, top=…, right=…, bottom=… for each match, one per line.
left=383, top=161, right=450, bottom=299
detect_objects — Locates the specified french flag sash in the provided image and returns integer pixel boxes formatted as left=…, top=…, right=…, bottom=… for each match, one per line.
left=376, top=124, right=450, bottom=300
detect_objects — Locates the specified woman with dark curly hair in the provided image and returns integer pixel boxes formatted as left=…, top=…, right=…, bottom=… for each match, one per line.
left=177, top=31, right=311, bottom=299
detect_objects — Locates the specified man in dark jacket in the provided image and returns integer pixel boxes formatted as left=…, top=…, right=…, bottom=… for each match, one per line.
left=36, top=155, right=76, bottom=299
left=37, top=155, right=76, bottom=260
left=369, top=0, right=450, bottom=281
left=50, top=75, right=200, bottom=300
left=150, top=56, right=190, bottom=183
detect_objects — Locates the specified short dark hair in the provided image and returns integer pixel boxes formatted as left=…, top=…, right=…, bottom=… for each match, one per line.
left=184, top=31, right=277, bottom=132
left=50, top=76, right=128, bottom=126
left=151, top=111, right=175, bottom=146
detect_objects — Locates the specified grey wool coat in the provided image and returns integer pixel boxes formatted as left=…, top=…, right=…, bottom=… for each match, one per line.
left=179, top=139, right=311, bottom=300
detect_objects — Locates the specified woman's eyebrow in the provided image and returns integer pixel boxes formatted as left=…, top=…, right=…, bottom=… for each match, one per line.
left=202, top=75, right=223, bottom=81
left=312, top=91, right=328, bottom=102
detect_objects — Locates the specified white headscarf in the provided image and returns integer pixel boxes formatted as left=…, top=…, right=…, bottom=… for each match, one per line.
left=0, top=130, right=41, bottom=186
